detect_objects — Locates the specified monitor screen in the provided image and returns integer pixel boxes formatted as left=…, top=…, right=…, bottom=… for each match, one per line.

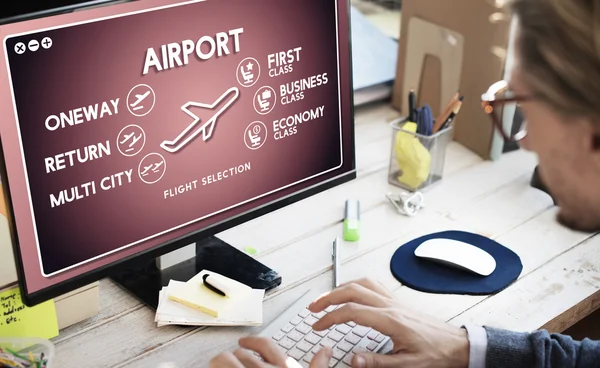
left=0, top=0, right=355, bottom=305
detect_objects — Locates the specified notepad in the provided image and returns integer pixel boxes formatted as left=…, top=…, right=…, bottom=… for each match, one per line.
left=155, top=282, right=263, bottom=327
left=155, top=270, right=264, bottom=327
left=168, top=270, right=254, bottom=317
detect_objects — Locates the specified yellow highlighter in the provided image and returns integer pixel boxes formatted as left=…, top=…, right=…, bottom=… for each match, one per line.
left=394, top=121, right=431, bottom=189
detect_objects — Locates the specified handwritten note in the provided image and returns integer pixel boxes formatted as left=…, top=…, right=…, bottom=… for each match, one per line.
left=0, top=286, right=58, bottom=339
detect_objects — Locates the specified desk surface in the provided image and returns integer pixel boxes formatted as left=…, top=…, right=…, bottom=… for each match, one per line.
left=52, top=102, right=600, bottom=367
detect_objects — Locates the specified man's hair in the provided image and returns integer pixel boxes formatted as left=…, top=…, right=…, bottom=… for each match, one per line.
left=510, top=0, right=600, bottom=119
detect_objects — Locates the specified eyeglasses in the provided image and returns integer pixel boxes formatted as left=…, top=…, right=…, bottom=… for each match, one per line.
left=481, top=80, right=532, bottom=142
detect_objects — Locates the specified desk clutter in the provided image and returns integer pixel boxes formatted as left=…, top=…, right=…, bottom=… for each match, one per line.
left=388, top=90, right=464, bottom=191
left=155, top=270, right=264, bottom=327
left=0, top=338, right=54, bottom=368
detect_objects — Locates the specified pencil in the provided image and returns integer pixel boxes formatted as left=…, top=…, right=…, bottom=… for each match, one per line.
left=433, top=92, right=460, bottom=133
left=440, top=96, right=464, bottom=131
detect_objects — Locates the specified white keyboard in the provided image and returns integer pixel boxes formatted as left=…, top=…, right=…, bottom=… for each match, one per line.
left=258, top=291, right=390, bottom=367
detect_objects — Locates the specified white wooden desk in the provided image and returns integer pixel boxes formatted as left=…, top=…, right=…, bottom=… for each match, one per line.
left=51, top=102, right=600, bottom=367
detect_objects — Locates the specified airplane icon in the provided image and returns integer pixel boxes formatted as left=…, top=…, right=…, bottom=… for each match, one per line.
left=130, top=91, right=150, bottom=111
left=141, top=165, right=153, bottom=176
left=160, top=87, right=240, bottom=153
left=152, top=161, right=164, bottom=172
left=120, top=132, right=142, bottom=148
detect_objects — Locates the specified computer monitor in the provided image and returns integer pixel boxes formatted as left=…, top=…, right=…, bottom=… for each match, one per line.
left=0, top=0, right=356, bottom=307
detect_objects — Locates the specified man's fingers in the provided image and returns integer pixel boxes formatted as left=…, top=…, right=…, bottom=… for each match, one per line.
left=312, top=303, right=390, bottom=332
left=352, top=352, right=400, bottom=368
left=209, top=352, right=245, bottom=368
left=233, top=349, right=266, bottom=368
left=308, top=283, right=391, bottom=313
left=239, top=336, right=287, bottom=366
left=309, top=347, right=332, bottom=368
left=339, top=278, right=395, bottom=299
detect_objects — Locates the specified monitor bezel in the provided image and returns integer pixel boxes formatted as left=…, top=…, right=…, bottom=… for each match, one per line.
left=1, top=0, right=357, bottom=306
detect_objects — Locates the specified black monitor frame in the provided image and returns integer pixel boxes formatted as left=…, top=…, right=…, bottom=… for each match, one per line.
left=1, top=0, right=357, bottom=306
left=0, top=1, right=131, bottom=25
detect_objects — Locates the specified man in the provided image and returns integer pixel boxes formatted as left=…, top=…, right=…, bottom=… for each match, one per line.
left=210, top=0, right=600, bottom=366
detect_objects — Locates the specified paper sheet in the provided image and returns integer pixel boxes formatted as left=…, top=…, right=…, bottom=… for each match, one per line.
left=156, top=280, right=263, bottom=327
left=0, top=286, right=58, bottom=339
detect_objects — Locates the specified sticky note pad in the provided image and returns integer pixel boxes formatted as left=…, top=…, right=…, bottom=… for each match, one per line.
left=0, top=287, right=58, bottom=339
left=168, top=270, right=252, bottom=318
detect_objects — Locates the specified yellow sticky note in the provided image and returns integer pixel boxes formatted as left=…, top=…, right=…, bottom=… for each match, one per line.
left=0, top=287, right=58, bottom=339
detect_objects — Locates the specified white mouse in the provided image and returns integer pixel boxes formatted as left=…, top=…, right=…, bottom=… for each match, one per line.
left=414, top=238, right=496, bottom=276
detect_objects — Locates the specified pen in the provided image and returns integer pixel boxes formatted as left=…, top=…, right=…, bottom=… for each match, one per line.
left=408, top=89, right=416, bottom=122
left=332, top=237, right=341, bottom=288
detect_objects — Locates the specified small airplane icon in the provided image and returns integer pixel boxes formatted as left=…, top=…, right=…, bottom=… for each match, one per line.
left=130, top=91, right=151, bottom=111
left=120, top=132, right=142, bottom=147
left=152, top=161, right=164, bottom=172
left=141, top=165, right=153, bottom=176
left=160, top=87, right=240, bottom=153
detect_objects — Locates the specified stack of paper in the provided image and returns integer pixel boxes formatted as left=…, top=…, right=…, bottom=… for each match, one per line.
left=155, top=270, right=264, bottom=327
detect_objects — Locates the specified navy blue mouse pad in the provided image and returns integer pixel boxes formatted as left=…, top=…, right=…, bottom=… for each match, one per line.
left=390, top=230, right=523, bottom=295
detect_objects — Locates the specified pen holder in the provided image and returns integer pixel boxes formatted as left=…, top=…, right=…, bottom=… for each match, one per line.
left=388, top=117, right=452, bottom=191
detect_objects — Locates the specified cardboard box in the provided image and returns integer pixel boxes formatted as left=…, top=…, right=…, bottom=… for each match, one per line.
left=392, top=0, right=511, bottom=159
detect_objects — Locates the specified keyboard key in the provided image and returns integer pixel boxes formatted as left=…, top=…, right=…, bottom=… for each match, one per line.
left=291, top=316, right=303, bottom=325
left=273, top=331, right=286, bottom=341
left=320, top=338, right=337, bottom=348
left=277, top=344, right=288, bottom=354
left=282, top=324, right=294, bottom=333
left=343, top=353, right=354, bottom=365
left=336, top=341, right=353, bottom=353
left=305, top=333, right=321, bottom=345
left=367, top=331, right=379, bottom=340
left=296, top=323, right=312, bottom=335
left=288, top=348, right=305, bottom=360
left=314, top=329, right=329, bottom=337
left=312, top=311, right=326, bottom=319
left=300, top=361, right=310, bottom=368
left=344, top=334, right=361, bottom=345
left=332, top=348, right=346, bottom=360
left=297, top=340, right=314, bottom=353
left=303, top=352, right=315, bottom=362
left=367, top=341, right=379, bottom=351
left=312, top=345, right=322, bottom=354
left=299, top=309, right=311, bottom=318
left=329, top=358, right=338, bottom=367
left=352, top=346, right=368, bottom=354
left=304, top=316, right=319, bottom=326
left=336, top=324, right=352, bottom=335
left=328, top=330, right=345, bottom=342
left=335, top=362, right=350, bottom=368
left=279, top=337, right=295, bottom=350
left=288, top=330, right=304, bottom=342
left=375, top=334, right=385, bottom=343
left=346, top=321, right=357, bottom=327
left=352, top=326, right=370, bottom=337
left=325, top=305, right=337, bottom=313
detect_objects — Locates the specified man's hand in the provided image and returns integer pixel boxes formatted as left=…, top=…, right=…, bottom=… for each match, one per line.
left=308, top=278, right=470, bottom=368
left=209, top=336, right=332, bottom=367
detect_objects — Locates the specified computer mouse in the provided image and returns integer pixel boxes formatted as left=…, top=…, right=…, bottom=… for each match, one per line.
left=414, top=238, right=496, bottom=276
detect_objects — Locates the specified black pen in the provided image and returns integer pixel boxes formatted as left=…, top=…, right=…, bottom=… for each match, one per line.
left=408, top=89, right=416, bottom=122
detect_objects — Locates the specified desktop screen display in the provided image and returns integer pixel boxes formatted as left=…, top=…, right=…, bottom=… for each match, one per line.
left=0, top=0, right=354, bottom=303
